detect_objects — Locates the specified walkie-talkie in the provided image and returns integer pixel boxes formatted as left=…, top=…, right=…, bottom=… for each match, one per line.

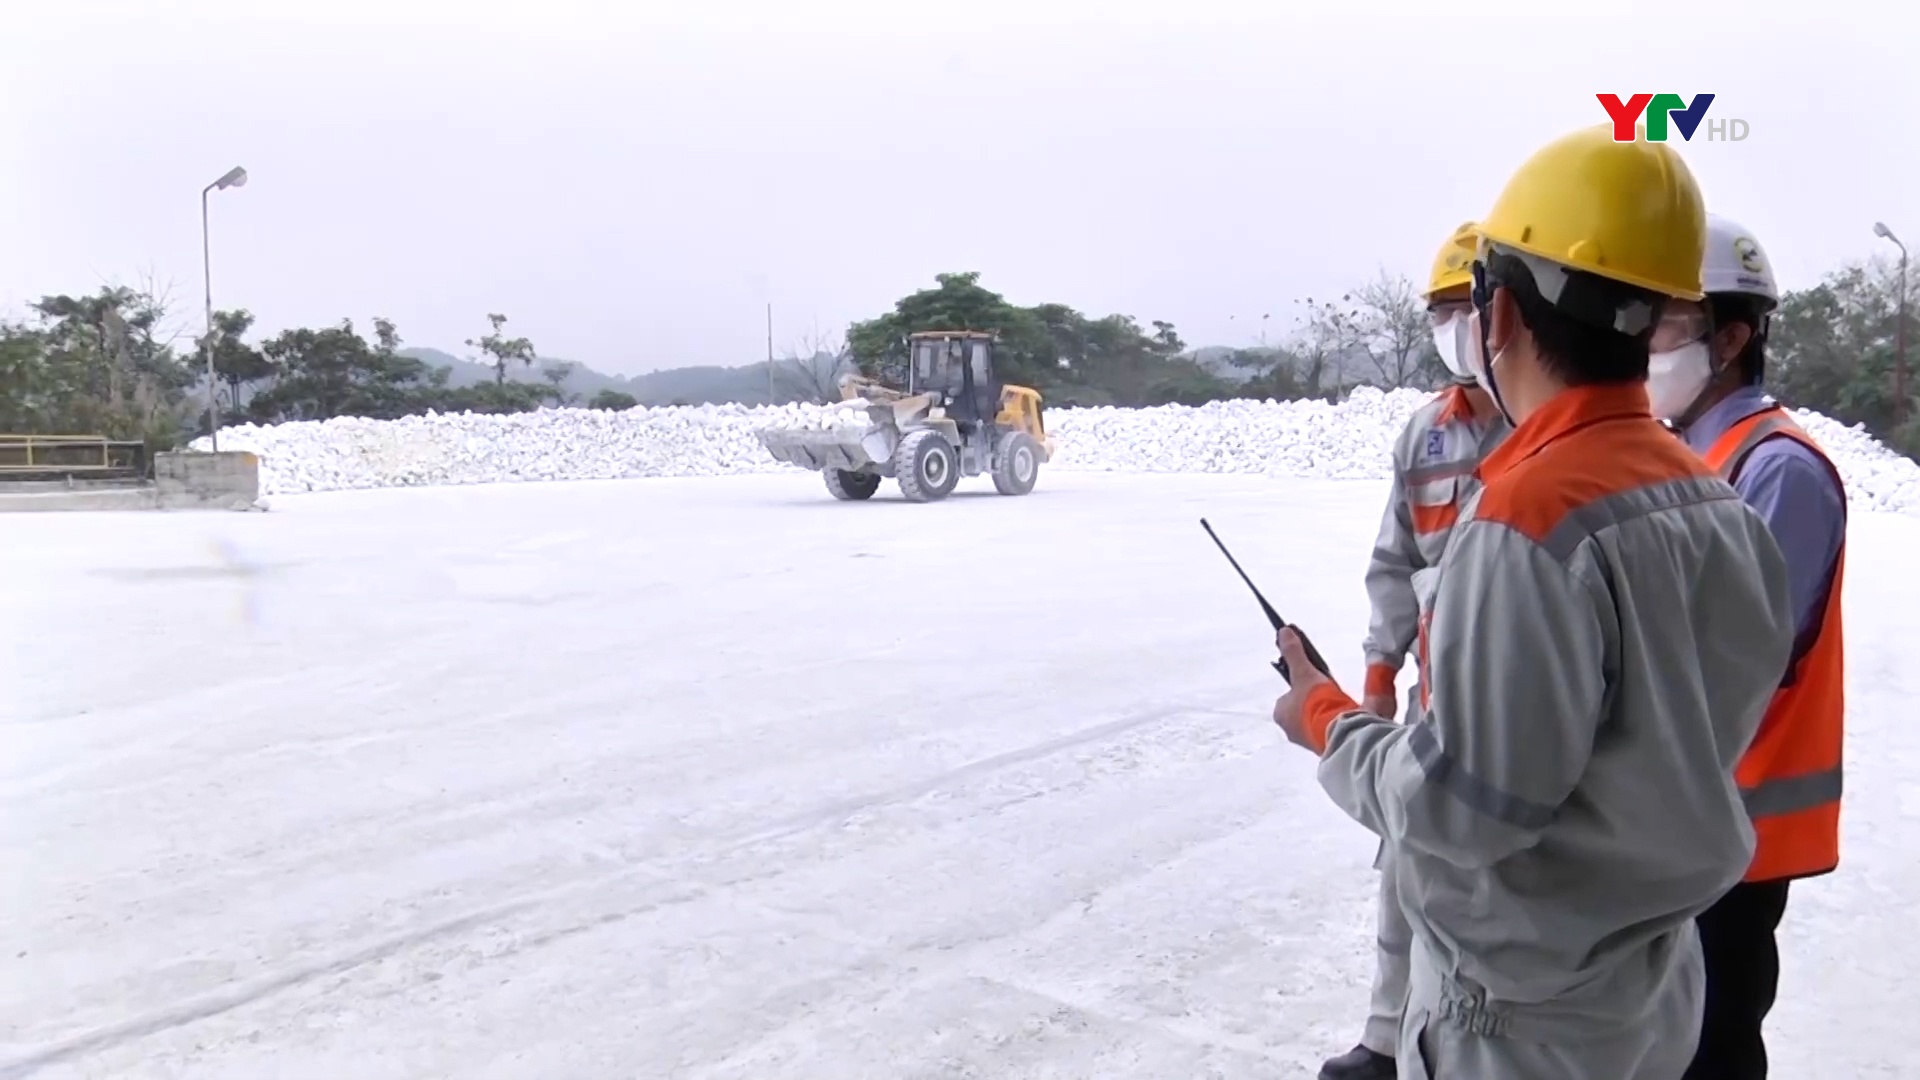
left=1200, top=518, right=1331, bottom=685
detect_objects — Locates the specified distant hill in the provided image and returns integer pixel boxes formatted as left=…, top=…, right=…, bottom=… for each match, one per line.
left=1190, top=345, right=1261, bottom=384
left=404, top=347, right=639, bottom=399
left=401, top=341, right=1383, bottom=410
left=1188, top=344, right=1381, bottom=388
left=402, top=347, right=849, bottom=407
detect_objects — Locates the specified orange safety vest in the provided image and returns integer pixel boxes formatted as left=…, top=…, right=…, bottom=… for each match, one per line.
left=1703, top=405, right=1846, bottom=883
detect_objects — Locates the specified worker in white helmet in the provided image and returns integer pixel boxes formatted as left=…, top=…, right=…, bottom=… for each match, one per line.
left=1272, top=125, right=1796, bottom=1080
left=1321, top=222, right=1512, bottom=1080
left=1648, top=215, right=1849, bottom=1080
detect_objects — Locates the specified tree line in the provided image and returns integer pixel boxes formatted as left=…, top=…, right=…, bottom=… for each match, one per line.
left=0, top=299, right=640, bottom=452
left=845, top=270, right=1448, bottom=408
left=1, top=257, right=1913, bottom=458
left=847, top=263, right=1920, bottom=456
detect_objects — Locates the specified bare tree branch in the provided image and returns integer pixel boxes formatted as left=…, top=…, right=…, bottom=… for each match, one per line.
left=1348, top=271, right=1439, bottom=390
left=130, top=265, right=191, bottom=350
left=1284, top=274, right=1439, bottom=392
left=1268, top=295, right=1361, bottom=399
left=774, top=320, right=853, bottom=404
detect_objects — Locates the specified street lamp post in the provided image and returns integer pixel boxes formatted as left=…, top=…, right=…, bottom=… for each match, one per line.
left=1874, top=221, right=1908, bottom=426
left=202, top=165, right=249, bottom=451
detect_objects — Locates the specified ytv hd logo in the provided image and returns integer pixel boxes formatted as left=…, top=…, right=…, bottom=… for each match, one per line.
left=1597, top=94, right=1749, bottom=143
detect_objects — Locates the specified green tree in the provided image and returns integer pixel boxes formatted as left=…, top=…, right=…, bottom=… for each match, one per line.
left=185, top=310, right=551, bottom=423
left=15, top=286, right=197, bottom=445
left=588, top=388, right=639, bottom=410
left=466, top=312, right=537, bottom=386
left=199, top=308, right=275, bottom=411
left=1217, top=347, right=1300, bottom=401
left=0, top=323, right=54, bottom=432
left=1138, top=358, right=1237, bottom=406
left=1064, top=314, right=1168, bottom=403
left=247, top=318, right=444, bottom=422
left=541, top=361, right=578, bottom=406
left=433, top=379, right=547, bottom=415
left=847, top=272, right=1057, bottom=389
left=845, top=272, right=1194, bottom=407
left=1769, top=259, right=1915, bottom=446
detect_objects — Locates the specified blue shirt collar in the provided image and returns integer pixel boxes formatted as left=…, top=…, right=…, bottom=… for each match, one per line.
left=1678, top=384, right=1778, bottom=456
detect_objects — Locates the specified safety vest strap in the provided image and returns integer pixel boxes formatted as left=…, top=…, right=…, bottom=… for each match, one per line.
left=1742, top=764, right=1844, bottom=819
left=1714, top=409, right=1801, bottom=484
left=1709, top=406, right=1849, bottom=680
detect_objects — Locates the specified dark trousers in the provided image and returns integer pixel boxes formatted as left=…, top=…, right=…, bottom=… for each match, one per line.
left=1684, top=879, right=1792, bottom=1080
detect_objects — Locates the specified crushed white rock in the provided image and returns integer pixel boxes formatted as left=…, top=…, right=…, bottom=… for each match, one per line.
left=757, top=400, right=874, bottom=431
left=190, top=387, right=1920, bottom=516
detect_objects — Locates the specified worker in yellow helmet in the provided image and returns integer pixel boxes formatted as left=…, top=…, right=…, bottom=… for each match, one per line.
left=1271, top=124, right=1796, bottom=1078
left=1320, top=224, right=1513, bottom=1080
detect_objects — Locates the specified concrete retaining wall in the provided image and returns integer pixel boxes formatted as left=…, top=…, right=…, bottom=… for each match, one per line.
left=0, top=487, right=160, bottom=512
left=153, top=451, right=261, bottom=510
left=0, top=451, right=262, bottom=512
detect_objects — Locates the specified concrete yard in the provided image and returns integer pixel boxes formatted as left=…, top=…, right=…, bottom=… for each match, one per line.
left=4, top=472, right=1916, bottom=1078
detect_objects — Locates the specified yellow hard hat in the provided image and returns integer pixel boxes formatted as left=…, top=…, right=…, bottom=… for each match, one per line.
left=1426, top=222, right=1477, bottom=299
left=1475, top=124, right=1707, bottom=301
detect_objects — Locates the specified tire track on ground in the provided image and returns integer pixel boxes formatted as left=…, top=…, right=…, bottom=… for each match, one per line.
left=1, top=696, right=1258, bottom=1076
left=0, top=900, right=551, bottom=1080
left=677, top=796, right=1302, bottom=1080
left=712, top=699, right=1251, bottom=854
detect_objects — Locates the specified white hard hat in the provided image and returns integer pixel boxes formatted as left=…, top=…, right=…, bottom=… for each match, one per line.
left=1702, top=214, right=1780, bottom=307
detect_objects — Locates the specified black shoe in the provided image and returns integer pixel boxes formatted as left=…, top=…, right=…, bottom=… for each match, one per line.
left=1318, top=1043, right=1396, bottom=1080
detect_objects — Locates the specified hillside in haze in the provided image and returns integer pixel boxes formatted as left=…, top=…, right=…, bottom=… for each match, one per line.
left=401, top=344, right=1376, bottom=407
left=1184, top=344, right=1381, bottom=390
left=402, top=347, right=848, bottom=407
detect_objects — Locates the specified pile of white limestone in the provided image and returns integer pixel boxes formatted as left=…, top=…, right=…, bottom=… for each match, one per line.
left=192, top=387, right=1920, bottom=516
left=756, top=398, right=875, bottom=432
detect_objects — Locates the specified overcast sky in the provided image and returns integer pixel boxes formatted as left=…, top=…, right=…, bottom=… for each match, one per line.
left=4, top=0, right=1914, bottom=375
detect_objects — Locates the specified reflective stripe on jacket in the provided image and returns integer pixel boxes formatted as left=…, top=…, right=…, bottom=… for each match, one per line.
left=1704, top=406, right=1847, bottom=883
left=1362, top=386, right=1508, bottom=697
left=1303, top=382, right=1795, bottom=1034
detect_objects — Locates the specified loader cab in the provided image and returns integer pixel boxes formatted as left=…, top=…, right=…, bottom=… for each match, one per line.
left=908, top=332, right=1000, bottom=425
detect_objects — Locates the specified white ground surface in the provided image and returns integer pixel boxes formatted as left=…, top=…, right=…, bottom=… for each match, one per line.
left=5, top=472, right=1917, bottom=1079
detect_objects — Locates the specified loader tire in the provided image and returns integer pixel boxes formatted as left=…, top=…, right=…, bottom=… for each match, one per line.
left=825, top=469, right=880, bottom=501
left=991, top=432, right=1040, bottom=496
left=894, top=430, right=959, bottom=503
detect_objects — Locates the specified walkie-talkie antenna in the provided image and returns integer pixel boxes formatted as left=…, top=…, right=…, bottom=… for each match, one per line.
left=1199, top=518, right=1330, bottom=684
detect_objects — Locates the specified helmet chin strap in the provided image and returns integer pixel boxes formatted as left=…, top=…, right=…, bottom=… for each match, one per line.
left=1469, top=259, right=1520, bottom=427
left=1474, top=300, right=1518, bottom=427
left=1669, top=360, right=1733, bottom=434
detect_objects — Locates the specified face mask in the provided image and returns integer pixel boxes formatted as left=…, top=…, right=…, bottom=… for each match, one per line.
left=1463, top=308, right=1490, bottom=385
left=1647, top=341, right=1713, bottom=421
left=1431, top=314, right=1474, bottom=381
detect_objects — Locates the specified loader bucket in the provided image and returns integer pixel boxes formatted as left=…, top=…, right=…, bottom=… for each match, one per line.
left=756, top=425, right=897, bottom=473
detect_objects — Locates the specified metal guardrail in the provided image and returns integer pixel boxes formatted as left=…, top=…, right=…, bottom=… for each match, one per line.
left=0, top=434, right=150, bottom=480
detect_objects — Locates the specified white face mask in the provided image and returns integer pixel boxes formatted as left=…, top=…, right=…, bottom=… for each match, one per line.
left=1647, top=341, right=1713, bottom=421
left=1431, top=314, right=1474, bottom=381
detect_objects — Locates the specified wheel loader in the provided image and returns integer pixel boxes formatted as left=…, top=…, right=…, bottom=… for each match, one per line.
left=756, top=330, right=1053, bottom=502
